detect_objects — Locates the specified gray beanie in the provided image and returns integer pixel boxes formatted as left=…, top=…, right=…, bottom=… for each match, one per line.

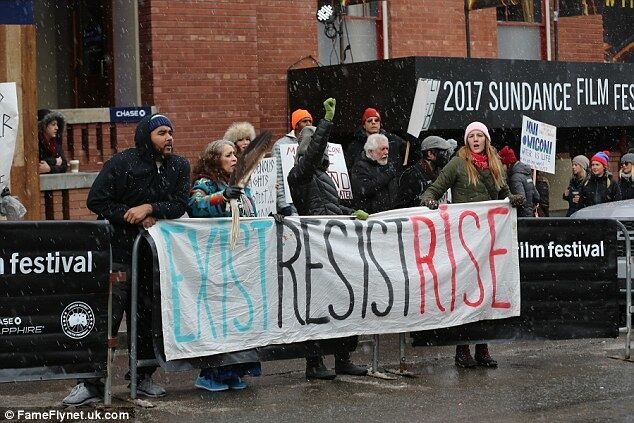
left=295, top=125, right=316, bottom=163
left=420, top=135, right=450, bottom=152
left=621, top=153, right=634, bottom=164
left=572, top=155, right=589, bottom=170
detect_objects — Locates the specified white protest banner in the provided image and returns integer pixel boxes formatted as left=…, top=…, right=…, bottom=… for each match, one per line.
left=280, top=142, right=352, bottom=204
left=519, top=115, right=557, bottom=174
left=149, top=201, right=520, bottom=361
left=407, top=78, right=441, bottom=137
left=0, top=83, right=19, bottom=193
left=247, top=157, right=277, bottom=217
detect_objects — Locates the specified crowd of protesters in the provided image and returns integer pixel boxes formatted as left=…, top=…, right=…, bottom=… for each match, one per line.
left=46, top=99, right=633, bottom=406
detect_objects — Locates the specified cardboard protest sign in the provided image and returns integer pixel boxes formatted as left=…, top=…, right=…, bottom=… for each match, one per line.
left=0, top=83, right=19, bottom=193
left=280, top=142, right=352, bottom=204
left=519, top=115, right=557, bottom=174
left=149, top=201, right=521, bottom=361
left=247, top=157, right=277, bottom=217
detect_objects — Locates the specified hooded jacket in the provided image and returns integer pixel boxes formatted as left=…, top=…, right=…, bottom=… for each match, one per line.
left=619, top=172, right=634, bottom=200
left=87, top=114, right=191, bottom=263
left=506, top=161, right=540, bottom=217
left=287, top=119, right=353, bottom=216
left=581, top=171, right=622, bottom=207
left=37, top=109, right=68, bottom=173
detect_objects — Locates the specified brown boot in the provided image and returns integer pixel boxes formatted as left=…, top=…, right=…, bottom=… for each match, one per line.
left=474, top=343, right=498, bottom=368
left=454, top=345, right=477, bottom=368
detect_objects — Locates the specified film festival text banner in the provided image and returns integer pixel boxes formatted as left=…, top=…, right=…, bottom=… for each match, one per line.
left=149, top=201, right=520, bottom=361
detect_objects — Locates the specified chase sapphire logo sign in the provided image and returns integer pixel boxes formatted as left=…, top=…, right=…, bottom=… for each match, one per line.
left=60, top=301, right=95, bottom=340
left=109, top=106, right=152, bottom=123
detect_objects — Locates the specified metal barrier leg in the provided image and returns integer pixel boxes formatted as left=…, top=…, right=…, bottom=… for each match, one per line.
left=367, top=335, right=396, bottom=380
left=614, top=221, right=632, bottom=360
left=105, top=273, right=114, bottom=406
left=130, top=235, right=143, bottom=400
left=386, top=333, right=416, bottom=377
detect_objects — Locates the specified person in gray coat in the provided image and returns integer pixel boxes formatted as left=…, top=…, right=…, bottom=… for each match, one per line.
left=499, top=146, right=540, bottom=217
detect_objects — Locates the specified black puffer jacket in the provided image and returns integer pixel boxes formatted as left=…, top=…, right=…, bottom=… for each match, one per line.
left=350, top=155, right=396, bottom=214
left=287, top=120, right=353, bottom=216
left=507, top=161, right=540, bottom=217
left=87, top=114, right=191, bottom=263
left=343, top=127, right=406, bottom=173
left=580, top=171, right=622, bottom=207
left=393, top=160, right=437, bottom=209
left=619, top=173, right=634, bottom=200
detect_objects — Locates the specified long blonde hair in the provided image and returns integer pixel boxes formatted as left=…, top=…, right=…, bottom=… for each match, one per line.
left=457, top=142, right=505, bottom=190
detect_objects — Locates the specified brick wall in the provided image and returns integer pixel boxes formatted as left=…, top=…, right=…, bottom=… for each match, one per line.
left=557, top=14, right=604, bottom=62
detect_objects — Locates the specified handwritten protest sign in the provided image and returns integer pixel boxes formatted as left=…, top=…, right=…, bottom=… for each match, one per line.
left=0, top=83, right=19, bottom=193
left=280, top=142, right=352, bottom=204
left=247, top=157, right=277, bottom=217
left=149, top=201, right=520, bottom=361
left=519, top=115, right=557, bottom=174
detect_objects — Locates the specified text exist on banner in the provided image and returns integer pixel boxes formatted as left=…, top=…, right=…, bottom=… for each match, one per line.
left=148, top=201, right=520, bottom=361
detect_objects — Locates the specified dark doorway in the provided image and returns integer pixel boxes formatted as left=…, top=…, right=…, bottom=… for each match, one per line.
left=70, top=0, right=113, bottom=107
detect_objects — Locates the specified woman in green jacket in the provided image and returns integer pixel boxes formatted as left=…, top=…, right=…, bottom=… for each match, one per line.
left=421, top=121, right=524, bottom=369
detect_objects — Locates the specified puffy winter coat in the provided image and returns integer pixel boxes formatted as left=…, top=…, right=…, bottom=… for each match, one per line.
left=507, top=161, right=540, bottom=217
left=188, top=178, right=256, bottom=218
left=619, top=173, right=634, bottom=200
left=581, top=172, right=622, bottom=207
left=563, top=176, right=587, bottom=217
left=37, top=110, right=68, bottom=173
left=422, top=156, right=510, bottom=204
left=87, top=114, right=191, bottom=264
left=393, top=160, right=438, bottom=209
left=287, top=120, right=353, bottom=216
left=350, top=155, right=397, bottom=214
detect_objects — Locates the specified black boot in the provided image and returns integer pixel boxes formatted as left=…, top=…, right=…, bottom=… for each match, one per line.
left=455, top=345, right=477, bottom=368
left=334, top=352, right=367, bottom=376
left=306, top=356, right=336, bottom=380
left=474, top=343, right=498, bottom=368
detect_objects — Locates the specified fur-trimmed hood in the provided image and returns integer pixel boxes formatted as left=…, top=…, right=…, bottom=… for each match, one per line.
left=223, top=121, right=256, bottom=144
left=37, top=109, right=66, bottom=140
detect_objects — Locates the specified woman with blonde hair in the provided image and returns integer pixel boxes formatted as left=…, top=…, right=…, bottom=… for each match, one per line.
left=421, top=121, right=524, bottom=369
left=223, top=121, right=256, bottom=156
left=563, top=155, right=589, bottom=216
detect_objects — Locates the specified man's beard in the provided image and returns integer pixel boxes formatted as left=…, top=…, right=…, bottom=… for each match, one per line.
left=377, top=157, right=388, bottom=166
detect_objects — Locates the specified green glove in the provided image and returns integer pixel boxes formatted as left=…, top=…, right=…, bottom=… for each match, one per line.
left=324, top=98, right=336, bottom=121
left=352, top=209, right=369, bottom=220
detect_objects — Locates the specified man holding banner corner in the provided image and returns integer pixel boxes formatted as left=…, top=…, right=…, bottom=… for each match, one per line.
left=62, top=113, right=191, bottom=406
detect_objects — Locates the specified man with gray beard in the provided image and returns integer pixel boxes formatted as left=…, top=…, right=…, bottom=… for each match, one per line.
left=350, top=133, right=397, bottom=214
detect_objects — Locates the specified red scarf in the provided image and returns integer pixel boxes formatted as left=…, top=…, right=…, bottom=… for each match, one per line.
left=471, top=152, right=489, bottom=170
left=41, top=135, right=57, bottom=156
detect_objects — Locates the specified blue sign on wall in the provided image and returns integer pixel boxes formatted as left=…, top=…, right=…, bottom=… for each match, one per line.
left=0, top=0, right=34, bottom=25
left=109, top=106, right=152, bottom=123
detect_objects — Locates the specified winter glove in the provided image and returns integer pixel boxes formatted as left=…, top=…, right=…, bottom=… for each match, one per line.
left=268, top=212, right=285, bottom=224
left=508, top=194, right=526, bottom=208
left=223, top=185, right=244, bottom=200
left=352, top=209, right=369, bottom=220
left=279, top=205, right=295, bottom=217
left=323, top=97, right=336, bottom=122
left=422, top=198, right=439, bottom=210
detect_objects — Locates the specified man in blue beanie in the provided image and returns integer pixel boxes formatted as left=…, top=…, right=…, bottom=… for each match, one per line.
left=62, top=113, right=191, bottom=406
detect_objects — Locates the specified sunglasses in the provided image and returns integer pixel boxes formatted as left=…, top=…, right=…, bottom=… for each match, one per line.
left=366, top=118, right=380, bottom=124
left=622, top=162, right=632, bottom=166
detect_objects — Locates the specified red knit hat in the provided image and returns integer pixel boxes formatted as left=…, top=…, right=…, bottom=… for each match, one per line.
left=591, top=150, right=610, bottom=168
left=361, top=108, right=381, bottom=123
left=498, top=146, right=517, bottom=166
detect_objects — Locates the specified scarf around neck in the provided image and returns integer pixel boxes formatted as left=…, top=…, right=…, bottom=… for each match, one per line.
left=471, top=152, right=489, bottom=170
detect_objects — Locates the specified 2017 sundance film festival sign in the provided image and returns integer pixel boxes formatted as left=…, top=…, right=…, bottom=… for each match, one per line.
left=0, top=83, right=19, bottom=193
left=149, top=201, right=521, bottom=361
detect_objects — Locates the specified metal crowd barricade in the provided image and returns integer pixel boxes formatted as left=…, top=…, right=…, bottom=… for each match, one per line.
left=614, top=221, right=632, bottom=360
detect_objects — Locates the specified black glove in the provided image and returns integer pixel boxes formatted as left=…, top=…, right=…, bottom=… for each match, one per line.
left=223, top=185, right=244, bottom=200
left=268, top=212, right=285, bottom=224
left=279, top=206, right=294, bottom=217
left=508, top=194, right=525, bottom=208
left=422, top=198, right=438, bottom=210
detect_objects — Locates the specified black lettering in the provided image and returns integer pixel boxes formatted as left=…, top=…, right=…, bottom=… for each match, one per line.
left=276, top=218, right=305, bottom=327
left=385, top=218, right=410, bottom=316
left=324, top=220, right=354, bottom=320
left=355, top=220, right=370, bottom=318
left=366, top=221, right=394, bottom=317
left=301, top=218, right=329, bottom=325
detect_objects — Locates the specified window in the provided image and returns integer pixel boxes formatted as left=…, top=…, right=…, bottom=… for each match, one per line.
left=317, top=1, right=382, bottom=65
left=496, top=0, right=545, bottom=60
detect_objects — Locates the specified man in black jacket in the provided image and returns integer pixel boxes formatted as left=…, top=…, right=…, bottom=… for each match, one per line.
left=287, top=98, right=367, bottom=380
left=62, top=113, right=190, bottom=406
left=350, top=133, right=396, bottom=214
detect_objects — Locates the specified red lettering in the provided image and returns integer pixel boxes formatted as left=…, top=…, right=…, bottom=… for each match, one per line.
left=439, top=205, right=458, bottom=312
left=487, top=207, right=511, bottom=309
left=458, top=210, right=484, bottom=308
left=410, top=216, right=443, bottom=314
